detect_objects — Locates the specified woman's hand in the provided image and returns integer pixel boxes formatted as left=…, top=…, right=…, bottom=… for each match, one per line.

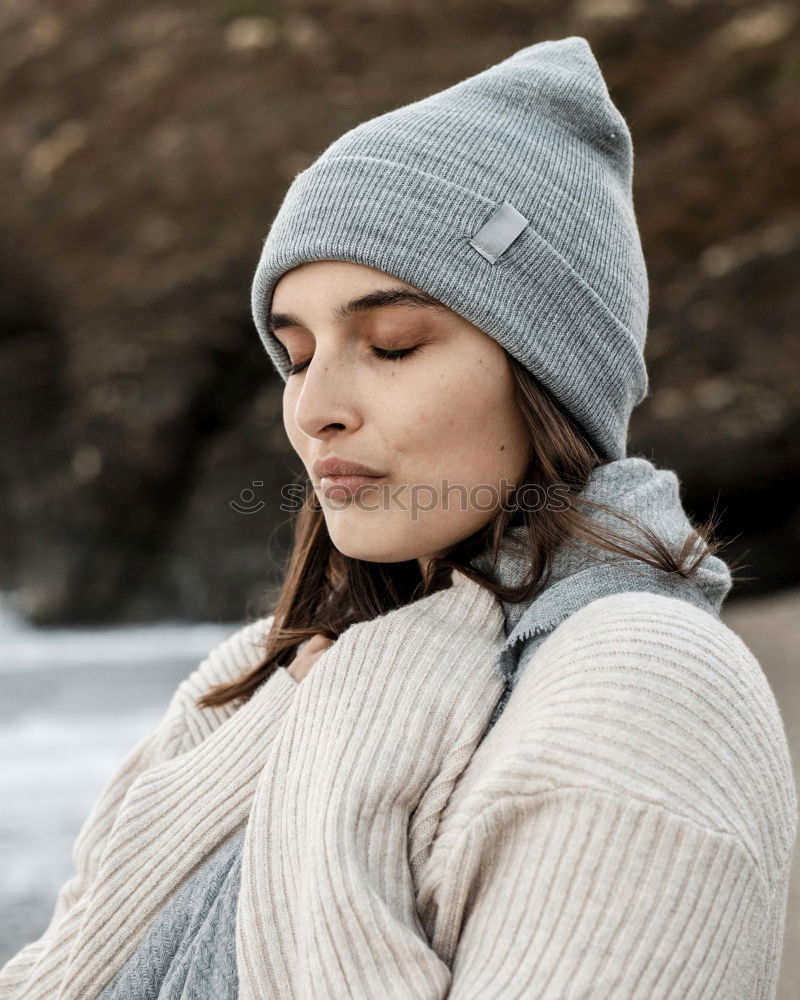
left=286, top=633, right=334, bottom=683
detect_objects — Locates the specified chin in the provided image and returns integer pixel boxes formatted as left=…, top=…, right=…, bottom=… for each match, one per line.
left=325, top=519, right=417, bottom=565
left=329, top=539, right=413, bottom=565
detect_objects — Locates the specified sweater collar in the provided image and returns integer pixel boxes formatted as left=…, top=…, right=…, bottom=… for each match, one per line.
left=469, top=456, right=733, bottom=688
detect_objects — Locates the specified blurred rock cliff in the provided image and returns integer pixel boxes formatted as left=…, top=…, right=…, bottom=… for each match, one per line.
left=0, top=0, right=798, bottom=623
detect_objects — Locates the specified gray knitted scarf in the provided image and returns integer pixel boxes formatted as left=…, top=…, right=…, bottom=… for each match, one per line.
left=476, top=455, right=733, bottom=731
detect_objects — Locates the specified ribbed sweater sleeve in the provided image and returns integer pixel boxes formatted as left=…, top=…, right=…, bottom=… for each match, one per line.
left=415, top=591, right=798, bottom=1000
left=0, top=677, right=191, bottom=997
left=0, top=614, right=288, bottom=1000
left=432, top=789, right=769, bottom=999
left=236, top=575, right=508, bottom=998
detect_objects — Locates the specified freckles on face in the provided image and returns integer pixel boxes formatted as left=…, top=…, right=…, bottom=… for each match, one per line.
left=388, top=341, right=527, bottom=494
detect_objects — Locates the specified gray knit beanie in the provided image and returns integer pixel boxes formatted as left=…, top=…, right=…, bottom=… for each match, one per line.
left=250, top=35, right=650, bottom=462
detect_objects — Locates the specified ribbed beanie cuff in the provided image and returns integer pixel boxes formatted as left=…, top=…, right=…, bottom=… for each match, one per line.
left=251, top=36, right=650, bottom=462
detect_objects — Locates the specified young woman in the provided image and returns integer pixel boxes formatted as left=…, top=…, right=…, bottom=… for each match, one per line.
left=2, top=35, right=796, bottom=1000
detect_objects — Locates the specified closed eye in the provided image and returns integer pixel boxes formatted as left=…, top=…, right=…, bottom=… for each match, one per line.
left=370, top=345, right=422, bottom=362
left=287, top=344, right=422, bottom=376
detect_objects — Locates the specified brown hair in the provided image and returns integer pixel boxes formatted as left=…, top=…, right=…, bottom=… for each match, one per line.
left=197, top=355, right=745, bottom=710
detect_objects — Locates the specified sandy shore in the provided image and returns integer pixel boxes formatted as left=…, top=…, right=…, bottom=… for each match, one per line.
left=722, top=587, right=800, bottom=999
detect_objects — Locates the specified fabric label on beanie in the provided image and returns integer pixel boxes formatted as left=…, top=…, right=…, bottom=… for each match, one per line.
left=468, top=201, right=529, bottom=264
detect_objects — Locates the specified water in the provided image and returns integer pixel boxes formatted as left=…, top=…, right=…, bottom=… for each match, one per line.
left=0, top=599, right=237, bottom=966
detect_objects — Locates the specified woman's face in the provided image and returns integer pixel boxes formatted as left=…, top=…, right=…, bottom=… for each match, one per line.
left=270, top=260, right=529, bottom=574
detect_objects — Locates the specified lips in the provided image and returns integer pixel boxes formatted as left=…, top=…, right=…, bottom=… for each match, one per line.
left=311, top=456, right=385, bottom=478
left=319, top=473, right=384, bottom=500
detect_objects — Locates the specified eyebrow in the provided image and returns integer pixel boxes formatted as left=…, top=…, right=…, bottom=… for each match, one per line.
left=267, top=287, right=447, bottom=334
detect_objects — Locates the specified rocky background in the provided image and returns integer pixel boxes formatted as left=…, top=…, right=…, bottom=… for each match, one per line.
left=0, top=0, right=798, bottom=626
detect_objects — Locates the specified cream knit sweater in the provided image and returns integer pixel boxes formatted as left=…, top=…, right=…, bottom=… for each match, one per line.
left=0, top=569, right=796, bottom=999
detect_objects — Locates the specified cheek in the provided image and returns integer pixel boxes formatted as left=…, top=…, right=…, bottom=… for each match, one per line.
left=383, top=371, right=461, bottom=453
left=454, top=381, right=525, bottom=482
left=392, top=368, right=512, bottom=471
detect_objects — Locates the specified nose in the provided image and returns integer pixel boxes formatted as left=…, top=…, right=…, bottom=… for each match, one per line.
left=291, top=344, right=361, bottom=441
